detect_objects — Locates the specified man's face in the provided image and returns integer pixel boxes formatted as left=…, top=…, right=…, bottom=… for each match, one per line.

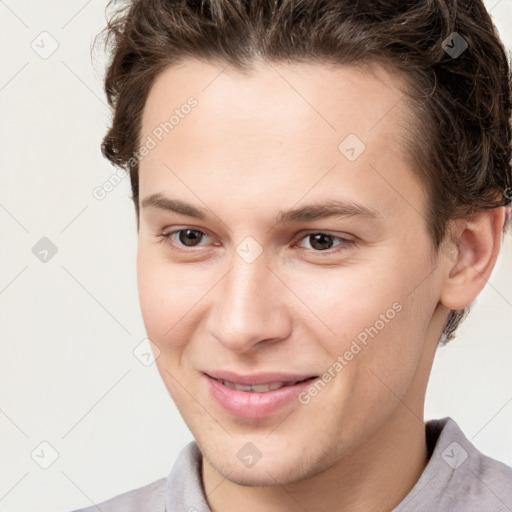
left=137, top=59, right=448, bottom=485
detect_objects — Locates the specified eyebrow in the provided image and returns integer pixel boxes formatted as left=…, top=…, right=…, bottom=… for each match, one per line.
left=141, top=193, right=383, bottom=224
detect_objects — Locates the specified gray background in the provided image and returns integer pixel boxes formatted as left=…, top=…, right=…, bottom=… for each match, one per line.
left=0, top=1, right=511, bottom=511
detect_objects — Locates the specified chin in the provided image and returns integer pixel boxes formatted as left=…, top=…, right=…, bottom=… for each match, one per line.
left=208, top=454, right=300, bottom=487
left=200, top=435, right=326, bottom=487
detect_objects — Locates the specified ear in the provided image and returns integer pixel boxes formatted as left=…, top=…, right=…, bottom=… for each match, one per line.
left=439, top=207, right=508, bottom=311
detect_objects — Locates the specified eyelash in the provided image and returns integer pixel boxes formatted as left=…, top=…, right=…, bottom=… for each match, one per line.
left=157, top=228, right=356, bottom=255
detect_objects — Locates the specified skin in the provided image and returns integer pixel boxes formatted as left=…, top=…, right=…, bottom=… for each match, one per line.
left=136, top=59, right=506, bottom=512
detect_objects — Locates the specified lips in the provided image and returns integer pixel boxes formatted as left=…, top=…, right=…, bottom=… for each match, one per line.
left=203, top=370, right=318, bottom=419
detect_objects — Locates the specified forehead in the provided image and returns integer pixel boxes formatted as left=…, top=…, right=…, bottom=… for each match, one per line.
left=138, top=59, right=426, bottom=227
left=141, top=58, right=411, bottom=144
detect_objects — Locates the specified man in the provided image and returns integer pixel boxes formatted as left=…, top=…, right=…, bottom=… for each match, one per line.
left=71, top=0, right=512, bottom=510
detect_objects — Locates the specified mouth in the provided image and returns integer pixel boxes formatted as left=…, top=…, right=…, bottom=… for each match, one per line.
left=203, top=371, right=319, bottom=419
left=210, top=376, right=315, bottom=393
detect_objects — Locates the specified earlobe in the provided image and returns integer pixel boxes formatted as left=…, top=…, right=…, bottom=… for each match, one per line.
left=439, top=207, right=506, bottom=311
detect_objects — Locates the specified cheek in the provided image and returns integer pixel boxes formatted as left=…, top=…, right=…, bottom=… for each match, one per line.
left=136, top=249, right=217, bottom=345
left=136, top=254, right=203, bottom=399
left=291, top=254, right=430, bottom=376
left=137, top=251, right=188, bottom=338
left=285, top=260, right=402, bottom=341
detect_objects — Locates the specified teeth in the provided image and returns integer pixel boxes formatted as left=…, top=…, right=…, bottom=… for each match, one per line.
left=220, top=379, right=299, bottom=392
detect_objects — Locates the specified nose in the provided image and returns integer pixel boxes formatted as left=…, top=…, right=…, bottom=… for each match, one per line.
left=207, top=252, right=293, bottom=354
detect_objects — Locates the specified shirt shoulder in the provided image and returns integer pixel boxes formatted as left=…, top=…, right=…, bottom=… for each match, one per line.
left=394, top=417, right=512, bottom=512
left=67, top=476, right=166, bottom=512
left=65, top=441, right=204, bottom=512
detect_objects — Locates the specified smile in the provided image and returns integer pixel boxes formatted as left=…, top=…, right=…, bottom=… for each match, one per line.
left=213, top=378, right=307, bottom=392
left=204, top=373, right=318, bottom=419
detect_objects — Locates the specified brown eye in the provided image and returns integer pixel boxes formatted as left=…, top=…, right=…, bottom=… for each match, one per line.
left=162, top=228, right=208, bottom=248
left=307, top=233, right=336, bottom=251
left=298, top=232, right=355, bottom=253
left=178, top=229, right=205, bottom=246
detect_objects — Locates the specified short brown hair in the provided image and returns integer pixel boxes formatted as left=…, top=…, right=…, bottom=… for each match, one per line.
left=96, top=0, right=512, bottom=344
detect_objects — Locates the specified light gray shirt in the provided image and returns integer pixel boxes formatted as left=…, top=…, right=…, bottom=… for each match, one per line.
left=69, top=417, right=512, bottom=511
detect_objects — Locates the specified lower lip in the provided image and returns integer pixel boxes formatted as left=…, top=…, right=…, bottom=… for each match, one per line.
left=205, top=374, right=316, bottom=420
